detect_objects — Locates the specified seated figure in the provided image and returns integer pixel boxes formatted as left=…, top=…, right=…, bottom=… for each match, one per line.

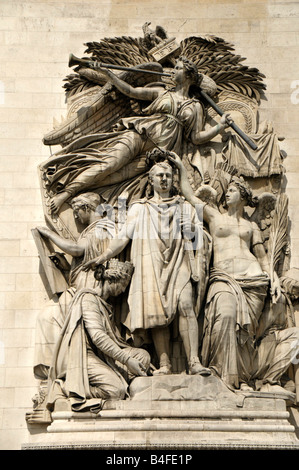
left=46, top=259, right=151, bottom=412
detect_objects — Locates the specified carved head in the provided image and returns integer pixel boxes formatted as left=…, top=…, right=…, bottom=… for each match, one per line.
left=176, top=55, right=200, bottom=85
left=148, top=161, right=178, bottom=198
left=94, top=259, right=134, bottom=298
left=71, top=192, right=101, bottom=224
left=146, top=149, right=179, bottom=197
left=226, top=176, right=256, bottom=208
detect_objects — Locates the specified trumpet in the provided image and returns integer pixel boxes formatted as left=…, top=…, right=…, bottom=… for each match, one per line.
left=68, top=53, right=171, bottom=77
left=68, top=53, right=94, bottom=69
left=68, top=53, right=258, bottom=151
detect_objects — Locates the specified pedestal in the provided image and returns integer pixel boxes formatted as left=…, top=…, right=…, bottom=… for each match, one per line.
left=23, top=375, right=299, bottom=450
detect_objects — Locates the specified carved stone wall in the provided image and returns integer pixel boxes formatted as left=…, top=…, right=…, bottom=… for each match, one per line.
left=1, top=0, right=299, bottom=450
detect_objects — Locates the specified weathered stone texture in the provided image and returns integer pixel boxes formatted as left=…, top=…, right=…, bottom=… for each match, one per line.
left=0, top=0, right=299, bottom=450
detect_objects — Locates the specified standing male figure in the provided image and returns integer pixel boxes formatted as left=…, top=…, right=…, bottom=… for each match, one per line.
left=84, top=155, right=210, bottom=376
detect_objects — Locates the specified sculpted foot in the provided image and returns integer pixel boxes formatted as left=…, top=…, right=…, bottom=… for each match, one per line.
left=240, top=383, right=254, bottom=392
left=259, top=383, right=291, bottom=395
left=188, top=358, right=211, bottom=376
left=152, top=365, right=172, bottom=376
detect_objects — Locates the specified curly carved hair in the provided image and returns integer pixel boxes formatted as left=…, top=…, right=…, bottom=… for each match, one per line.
left=178, top=55, right=200, bottom=84
left=94, top=260, right=134, bottom=292
left=229, top=176, right=257, bottom=207
left=71, top=192, right=101, bottom=212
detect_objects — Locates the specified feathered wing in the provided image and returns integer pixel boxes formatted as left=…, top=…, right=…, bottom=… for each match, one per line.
left=44, top=61, right=164, bottom=147
left=47, top=31, right=268, bottom=147
left=63, top=36, right=153, bottom=98
left=180, top=35, right=266, bottom=102
left=44, top=33, right=167, bottom=147
left=64, top=33, right=267, bottom=101
left=85, top=36, right=152, bottom=64
left=249, top=192, right=277, bottom=250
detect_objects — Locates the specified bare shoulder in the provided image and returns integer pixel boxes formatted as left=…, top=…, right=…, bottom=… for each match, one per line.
left=250, top=220, right=261, bottom=231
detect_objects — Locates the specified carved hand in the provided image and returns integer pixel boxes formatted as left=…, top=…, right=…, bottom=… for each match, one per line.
left=89, top=62, right=114, bottom=79
left=82, top=257, right=102, bottom=271
left=220, top=112, right=233, bottom=129
left=167, top=151, right=183, bottom=169
left=36, top=226, right=52, bottom=238
left=179, top=217, right=195, bottom=239
left=126, top=357, right=148, bottom=377
left=271, top=272, right=282, bottom=304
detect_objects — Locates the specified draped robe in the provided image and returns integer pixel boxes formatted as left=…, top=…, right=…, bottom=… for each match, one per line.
left=201, top=268, right=269, bottom=388
left=41, top=91, right=205, bottom=197
left=120, top=196, right=204, bottom=332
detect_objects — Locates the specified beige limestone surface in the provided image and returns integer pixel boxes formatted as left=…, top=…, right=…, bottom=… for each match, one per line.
left=0, top=0, right=299, bottom=450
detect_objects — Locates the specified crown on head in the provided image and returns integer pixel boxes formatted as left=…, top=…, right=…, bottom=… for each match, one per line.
left=105, top=258, right=134, bottom=278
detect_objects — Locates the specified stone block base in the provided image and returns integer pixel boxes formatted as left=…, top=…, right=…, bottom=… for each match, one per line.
left=23, top=375, right=299, bottom=450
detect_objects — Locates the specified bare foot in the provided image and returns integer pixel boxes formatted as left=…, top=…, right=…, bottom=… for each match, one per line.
left=152, top=365, right=172, bottom=376
left=49, top=192, right=70, bottom=214
left=259, top=383, right=290, bottom=395
left=240, top=383, right=254, bottom=392
left=188, top=358, right=211, bottom=376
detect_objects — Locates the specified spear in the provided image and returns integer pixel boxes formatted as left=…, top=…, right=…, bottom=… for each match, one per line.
left=69, top=54, right=258, bottom=151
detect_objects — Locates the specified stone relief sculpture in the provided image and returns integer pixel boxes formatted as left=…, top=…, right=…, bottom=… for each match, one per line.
left=83, top=154, right=211, bottom=377
left=26, top=24, right=299, bottom=434
left=169, top=153, right=299, bottom=394
left=46, top=259, right=150, bottom=413
left=41, top=55, right=231, bottom=216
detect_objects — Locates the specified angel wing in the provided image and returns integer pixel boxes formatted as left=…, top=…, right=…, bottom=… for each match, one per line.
left=43, top=60, right=164, bottom=147
left=249, top=192, right=277, bottom=249
left=180, top=35, right=266, bottom=102
left=63, top=35, right=153, bottom=98
left=44, top=28, right=267, bottom=148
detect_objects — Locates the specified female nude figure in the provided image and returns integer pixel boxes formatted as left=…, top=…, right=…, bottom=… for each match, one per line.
left=168, top=152, right=281, bottom=390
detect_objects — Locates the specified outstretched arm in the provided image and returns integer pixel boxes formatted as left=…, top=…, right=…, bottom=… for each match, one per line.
left=37, top=226, right=86, bottom=257
left=83, top=235, right=130, bottom=271
left=91, top=65, right=164, bottom=102
left=83, top=203, right=138, bottom=270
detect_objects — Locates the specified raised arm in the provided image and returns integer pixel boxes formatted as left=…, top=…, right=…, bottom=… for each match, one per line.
left=167, top=152, right=217, bottom=224
left=37, top=226, right=86, bottom=257
left=91, top=66, right=165, bottom=102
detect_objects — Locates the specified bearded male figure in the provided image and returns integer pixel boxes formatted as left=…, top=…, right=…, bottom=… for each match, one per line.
left=47, top=259, right=150, bottom=413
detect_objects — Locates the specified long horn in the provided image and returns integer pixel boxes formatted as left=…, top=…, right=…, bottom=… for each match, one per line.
left=69, top=53, right=171, bottom=77
left=68, top=54, right=257, bottom=151
left=68, top=53, right=93, bottom=68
